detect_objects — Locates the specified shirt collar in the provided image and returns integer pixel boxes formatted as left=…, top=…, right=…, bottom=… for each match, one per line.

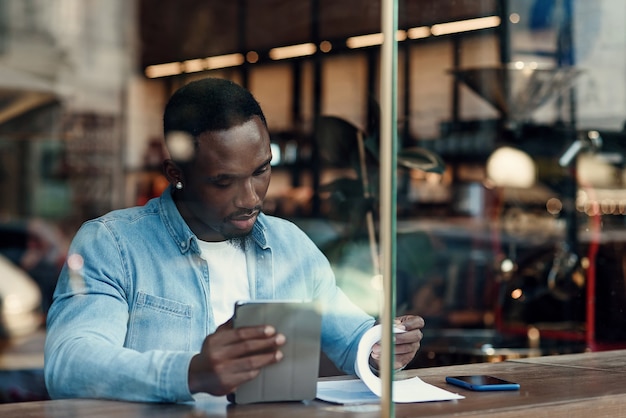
left=159, top=186, right=196, bottom=254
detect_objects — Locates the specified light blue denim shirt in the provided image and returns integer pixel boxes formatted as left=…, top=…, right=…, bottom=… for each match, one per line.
left=44, top=187, right=375, bottom=402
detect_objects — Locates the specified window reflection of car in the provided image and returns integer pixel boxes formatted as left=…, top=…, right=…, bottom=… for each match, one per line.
left=0, top=220, right=67, bottom=337
left=0, top=254, right=42, bottom=337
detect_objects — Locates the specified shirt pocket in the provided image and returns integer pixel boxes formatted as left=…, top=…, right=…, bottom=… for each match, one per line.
left=127, top=291, right=193, bottom=352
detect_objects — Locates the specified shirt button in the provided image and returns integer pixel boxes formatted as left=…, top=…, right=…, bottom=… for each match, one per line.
left=181, top=242, right=187, bottom=248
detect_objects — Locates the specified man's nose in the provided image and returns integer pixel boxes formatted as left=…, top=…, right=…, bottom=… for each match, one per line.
left=235, top=178, right=260, bottom=209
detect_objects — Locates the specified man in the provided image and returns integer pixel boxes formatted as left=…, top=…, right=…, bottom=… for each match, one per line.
left=44, top=77, right=424, bottom=402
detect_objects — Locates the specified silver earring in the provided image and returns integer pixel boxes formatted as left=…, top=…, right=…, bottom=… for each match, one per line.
left=175, top=181, right=183, bottom=190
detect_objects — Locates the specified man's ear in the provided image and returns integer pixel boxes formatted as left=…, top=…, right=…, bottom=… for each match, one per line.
left=163, top=159, right=184, bottom=186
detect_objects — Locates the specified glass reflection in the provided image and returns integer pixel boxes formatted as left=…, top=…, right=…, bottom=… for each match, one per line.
left=0, top=0, right=625, bottom=409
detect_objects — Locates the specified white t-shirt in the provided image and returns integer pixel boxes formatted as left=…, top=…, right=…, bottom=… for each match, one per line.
left=197, top=238, right=249, bottom=327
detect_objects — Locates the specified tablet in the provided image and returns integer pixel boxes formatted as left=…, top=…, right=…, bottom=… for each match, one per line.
left=230, top=300, right=322, bottom=404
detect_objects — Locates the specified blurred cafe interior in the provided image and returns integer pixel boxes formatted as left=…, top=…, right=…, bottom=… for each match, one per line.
left=1, top=0, right=626, bottom=402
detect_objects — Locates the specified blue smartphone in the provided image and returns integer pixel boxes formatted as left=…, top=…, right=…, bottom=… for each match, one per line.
left=445, top=375, right=520, bottom=391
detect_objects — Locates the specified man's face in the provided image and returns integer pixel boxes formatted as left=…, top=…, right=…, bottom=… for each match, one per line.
left=178, top=116, right=272, bottom=241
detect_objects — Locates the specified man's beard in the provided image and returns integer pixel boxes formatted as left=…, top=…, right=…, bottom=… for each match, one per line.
left=225, top=236, right=246, bottom=248
left=221, top=228, right=252, bottom=240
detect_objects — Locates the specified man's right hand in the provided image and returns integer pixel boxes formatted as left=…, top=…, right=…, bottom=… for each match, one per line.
left=187, top=319, right=286, bottom=396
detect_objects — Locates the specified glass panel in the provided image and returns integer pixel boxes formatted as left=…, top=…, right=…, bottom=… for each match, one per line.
left=2, top=0, right=626, bottom=410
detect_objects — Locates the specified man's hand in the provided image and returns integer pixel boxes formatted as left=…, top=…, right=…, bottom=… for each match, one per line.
left=187, top=319, right=286, bottom=396
left=370, top=315, right=424, bottom=370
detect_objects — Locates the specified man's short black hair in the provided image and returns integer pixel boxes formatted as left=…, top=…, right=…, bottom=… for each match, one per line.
left=163, top=77, right=267, bottom=138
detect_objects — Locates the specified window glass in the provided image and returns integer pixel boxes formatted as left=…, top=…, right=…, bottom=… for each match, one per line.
left=1, top=0, right=626, bottom=397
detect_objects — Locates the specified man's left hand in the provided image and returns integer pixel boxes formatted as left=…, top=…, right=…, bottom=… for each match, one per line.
left=370, top=315, right=424, bottom=370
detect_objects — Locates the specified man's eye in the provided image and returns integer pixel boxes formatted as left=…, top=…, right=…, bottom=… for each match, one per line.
left=214, top=182, right=232, bottom=188
left=255, top=166, right=270, bottom=176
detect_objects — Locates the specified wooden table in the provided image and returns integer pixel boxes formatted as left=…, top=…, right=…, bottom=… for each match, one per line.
left=510, top=348, right=626, bottom=372
left=1, top=350, right=626, bottom=417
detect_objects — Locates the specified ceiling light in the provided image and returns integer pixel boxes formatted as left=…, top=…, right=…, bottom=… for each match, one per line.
left=346, top=30, right=406, bottom=49
left=347, top=33, right=384, bottom=48
left=182, top=58, right=205, bottom=73
left=269, top=43, right=316, bottom=60
left=407, top=26, right=430, bottom=39
left=146, top=53, right=245, bottom=78
left=206, top=53, right=244, bottom=69
left=431, top=16, right=500, bottom=36
left=145, top=62, right=183, bottom=78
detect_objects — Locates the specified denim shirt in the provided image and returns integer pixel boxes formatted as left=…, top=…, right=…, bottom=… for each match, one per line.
left=44, top=187, right=375, bottom=402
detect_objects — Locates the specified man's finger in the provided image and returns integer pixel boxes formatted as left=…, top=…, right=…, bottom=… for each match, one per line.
left=207, top=331, right=286, bottom=362
left=207, top=324, right=279, bottom=350
left=397, top=315, right=425, bottom=330
left=394, top=328, right=423, bottom=344
left=207, top=351, right=284, bottom=396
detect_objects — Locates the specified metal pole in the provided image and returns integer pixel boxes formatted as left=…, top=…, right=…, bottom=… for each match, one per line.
left=311, top=0, right=322, bottom=216
left=380, top=0, right=398, bottom=417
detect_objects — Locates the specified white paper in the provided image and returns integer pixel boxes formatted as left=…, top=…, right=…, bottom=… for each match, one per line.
left=316, top=379, right=381, bottom=404
left=316, top=325, right=464, bottom=404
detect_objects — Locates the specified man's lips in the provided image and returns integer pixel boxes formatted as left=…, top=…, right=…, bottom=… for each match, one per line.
left=228, top=212, right=258, bottom=230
